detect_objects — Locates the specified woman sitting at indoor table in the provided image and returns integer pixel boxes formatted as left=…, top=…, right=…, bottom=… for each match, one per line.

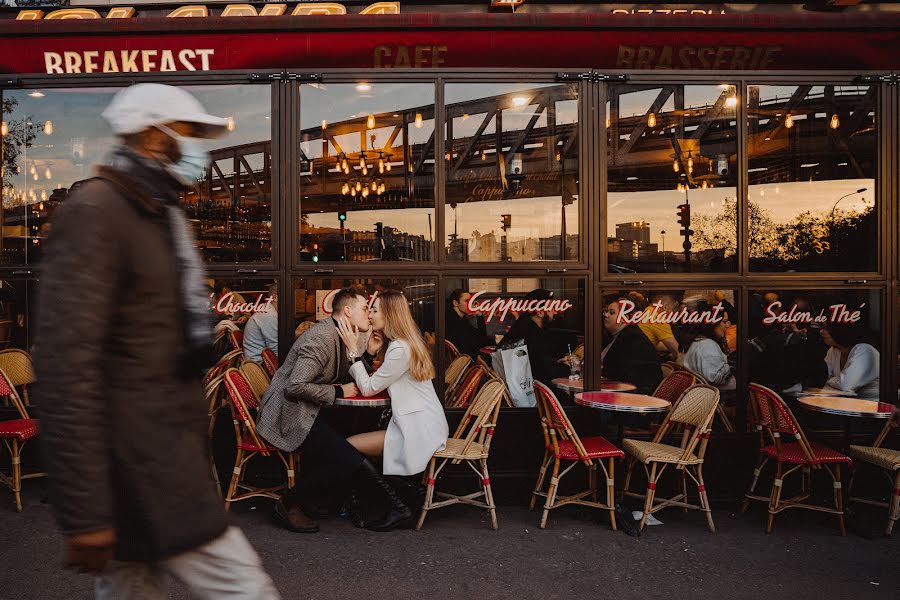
left=820, top=325, right=880, bottom=399
left=682, top=311, right=736, bottom=391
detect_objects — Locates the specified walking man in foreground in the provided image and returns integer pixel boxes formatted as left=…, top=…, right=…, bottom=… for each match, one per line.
left=35, top=83, right=280, bottom=599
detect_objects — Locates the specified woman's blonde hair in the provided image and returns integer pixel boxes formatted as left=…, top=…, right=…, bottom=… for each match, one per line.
left=377, top=289, right=435, bottom=381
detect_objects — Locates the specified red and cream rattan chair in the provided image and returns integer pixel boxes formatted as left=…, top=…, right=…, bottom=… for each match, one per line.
left=222, top=368, right=296, bottom=509
left=444, top=339, right=460, bottom=358
left=445, top=364, right=486, bottom=408
left=663, top=363, right=734, bottom=432
left=743, top=383, right=851, bottom=535
left=417, top=379, right=506, bottom=530
left=294, top=320, right=315, bottom=339
left=228, top=329, right=244, bottom=352
left=531, top=381, right=623, bottom=529
left=260, top=347, right=279, bottom=379
left=652, top=370, right=697, bottom=405
left=0, top=369, right=42, bottom=511
left=0, top=349, right=36, bottom=406
left=848, top=419, right=899, bottom=536
left=622, top=384, right=720, bottom=533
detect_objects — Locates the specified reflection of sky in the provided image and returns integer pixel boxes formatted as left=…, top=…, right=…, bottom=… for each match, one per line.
left=2, top=85, right=271, bottom=206
left=611, top=85, right=736, bottom=119
left=608, top=179, right=873, bottom=247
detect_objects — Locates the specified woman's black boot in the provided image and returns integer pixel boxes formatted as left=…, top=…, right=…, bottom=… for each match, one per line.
left=357, top=459, right=412, bottom=532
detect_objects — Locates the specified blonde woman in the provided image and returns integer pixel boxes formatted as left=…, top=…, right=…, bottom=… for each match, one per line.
left=336, top=290, right=448, bottom=531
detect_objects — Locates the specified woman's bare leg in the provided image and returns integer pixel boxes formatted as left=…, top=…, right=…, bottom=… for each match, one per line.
left=347, top=430, right=386, bottom=459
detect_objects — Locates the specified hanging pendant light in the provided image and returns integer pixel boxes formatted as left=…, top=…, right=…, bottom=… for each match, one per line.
left=356, top=181, right=362, bottom=192
left=673, top=159, right=679, bottom=173
left=785, top=114, right=794, bottom=129
left=414, top=113, right=423, bottom=128
left=0, top=121, right=8, bottom=137
left=43, top=120, right=54, bottom=135
left=647, top=112, right=657, bottom=128
left=830, top=114, right=840, bottom=129
left=367, top=114, right=375, bottom=129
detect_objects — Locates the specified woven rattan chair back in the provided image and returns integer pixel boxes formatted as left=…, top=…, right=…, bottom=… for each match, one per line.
left=652, top=371, right=697, bottom=404
left=748, top=383, right=816, bottom=460
left=0, top=350, right=35, bottom=388
left=294, top=320, right=315, bottom=339
left=453, top=379, right=505, bottom=453
left=533, top=381, right=588, bottom=461
left=448, top=365, right=486, bottom=408
left=655, top=384, right=720, bottom=462
left=228, top=330, right=244, bottom=352
left=260, top=348, right=278, bottom=378
left=240, top=360, right=270, bottom=399
left=445, top=354, right=472, bottom=389
left=444, top=339, right=460, bottom=358
left=573, top=344, right=584, bottom=360
left=0, top=368, right=28, bottom=419
left=223, top=368, right=268, bottom=452
left=476, top=355, right=498, bottom=378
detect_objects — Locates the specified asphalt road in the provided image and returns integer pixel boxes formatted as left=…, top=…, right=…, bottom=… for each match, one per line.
left=1, top=484, right=897, bottom=600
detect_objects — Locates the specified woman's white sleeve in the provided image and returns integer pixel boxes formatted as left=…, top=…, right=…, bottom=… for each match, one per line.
left=348, top=343, right=409, bottom=396
left=827, top=345, right=879, bottom=393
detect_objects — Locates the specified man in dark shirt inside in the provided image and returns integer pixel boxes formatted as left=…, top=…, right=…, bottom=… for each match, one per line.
left=500, top=288, right=570, bottom=386
left=445, top=289, right=491, bottom=358
left=601, top=298, right=664, bottom=394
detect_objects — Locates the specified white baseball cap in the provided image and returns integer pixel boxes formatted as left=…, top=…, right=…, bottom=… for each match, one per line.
left=102, top=83, right=229, bottom=138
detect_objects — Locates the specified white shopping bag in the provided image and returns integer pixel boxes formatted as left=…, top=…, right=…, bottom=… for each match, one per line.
left=491, top=340, right=536, bottom=408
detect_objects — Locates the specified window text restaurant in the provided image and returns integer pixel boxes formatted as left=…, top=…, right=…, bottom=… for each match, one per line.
left=1, top=1, right=899, bottom=504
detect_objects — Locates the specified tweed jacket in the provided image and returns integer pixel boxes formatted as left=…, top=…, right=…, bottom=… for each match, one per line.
left=256, top=318, right=351, bottom=452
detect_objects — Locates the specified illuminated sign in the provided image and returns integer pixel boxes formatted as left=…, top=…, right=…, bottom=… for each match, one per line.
left=614, top=299, right=726, bottom=325
left=762, top=301, right=865, bottom=326
left=44, top=49, right=215, bottom=73
left=467, top=291, right=573, bottom=323
left=15, top=2, right=401, bottom=20
left=215, top=292, right=275, bottom=314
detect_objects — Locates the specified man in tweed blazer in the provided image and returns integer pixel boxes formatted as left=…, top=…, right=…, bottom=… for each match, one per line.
left=256, top=287, right=372, bottom=533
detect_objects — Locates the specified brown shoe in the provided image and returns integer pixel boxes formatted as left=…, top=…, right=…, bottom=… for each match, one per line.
left=273, top=499, right=319, bottom=533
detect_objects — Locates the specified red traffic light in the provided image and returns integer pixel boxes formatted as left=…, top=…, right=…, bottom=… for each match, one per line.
left=676, top=203, right=691, bottom=228
left=312, top=243, right=319, bottom=251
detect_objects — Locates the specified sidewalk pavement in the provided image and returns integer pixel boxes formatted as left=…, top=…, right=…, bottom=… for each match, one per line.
left=1, top=484, right=897, bottom=600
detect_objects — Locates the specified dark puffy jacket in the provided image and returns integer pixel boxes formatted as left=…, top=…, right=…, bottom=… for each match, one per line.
left=34, top=167, right=227, bottom=562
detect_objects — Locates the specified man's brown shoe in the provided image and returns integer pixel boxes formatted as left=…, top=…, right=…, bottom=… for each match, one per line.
left=273, top=499, right=319, bottom=533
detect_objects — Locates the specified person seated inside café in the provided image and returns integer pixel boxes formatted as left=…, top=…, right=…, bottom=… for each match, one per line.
left=820, top=324, right=880, bottom=399
left=681, top=308, right=736, bottom=391
left=445, top=288, right=491, bottom=358
left=499, top=288, right=571, bottom=387
left=243, top=283, right=278, bottom=363
left=634, top=291, right=679, bottom=362
left=601, top=298, right=663, bottom=395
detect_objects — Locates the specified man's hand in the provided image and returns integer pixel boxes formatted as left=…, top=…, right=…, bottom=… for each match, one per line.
left=367, top=330, right=384, bottom=356
left=341, top=382, right=359, bottom=398
left=64, top=528, right=116, bottom=574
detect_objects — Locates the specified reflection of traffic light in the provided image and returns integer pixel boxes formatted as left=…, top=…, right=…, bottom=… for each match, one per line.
left=312, top=243, right=319, bottom=263
left=338, top=211, right=347, bottom=223
left=501, top=214, right=512, bottom=230
left=677, top=203, right=691, bottom=233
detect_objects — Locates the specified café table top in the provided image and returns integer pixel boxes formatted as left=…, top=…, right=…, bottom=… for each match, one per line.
left=575, top=391, right=671, bottom=414
left=552, top=378, right=637, bottom=393
left=797, top=396, right=896, bottom=419
left=334, top=391, right=390, bottom=407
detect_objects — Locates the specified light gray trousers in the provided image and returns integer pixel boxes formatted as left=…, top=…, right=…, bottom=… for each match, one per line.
left=95, top=527, right=281, bottom=599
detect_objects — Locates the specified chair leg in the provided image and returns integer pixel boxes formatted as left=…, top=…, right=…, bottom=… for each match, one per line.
left=225, top=448, right=244, bottom=511
left=530, top=451, right=551, bottom=511
left=12, top=439, right=22, bottom=512
left=622, top=456, right=636, bottom=500
left=287, top=452, right=296, bottom=489
left=742, top=455, right=767, bottom=513
left=696, top=466, right=715, bottom=533
left=588, top=462, right=598, bottom=503
left=716, top=404, right=734, bottom=433
left=679, top=469, right=688, bottom=513
left=833, top=464, right=846, bottom=537
left=886, top=470, right=900, bottom=537
left=481, top=459, right=498, bottom=531
left=638, top=463, right=657, bottom=532
left=607, top=458, right=617, bottom=531
left=767, top=461, right=783, bottom=534
left=416, top=458, right=437, bottom=531
left=540, top=459, right=561, bottom=529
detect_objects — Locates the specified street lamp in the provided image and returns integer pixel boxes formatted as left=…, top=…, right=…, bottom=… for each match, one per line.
left=660, top=229, right=666, bottom=271
left=828, top=187, right=868, bottom=246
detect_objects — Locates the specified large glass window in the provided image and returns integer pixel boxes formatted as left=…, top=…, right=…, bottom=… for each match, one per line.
left=748, top=289, right=882, bottom=400
left=298, top=83, right=435, bottom=262
left=444, top=277, right=585, bottom=395
left=747, top=85, right=877, bottom=272
left=208, top=277, right=279, bottom=360
left=444, top=83, right=580, bottom=262
left=606, top=84, right=738, bottom=273
left=0, top=86, right=273, bottom=265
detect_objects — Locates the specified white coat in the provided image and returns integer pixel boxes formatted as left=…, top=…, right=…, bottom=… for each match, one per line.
left=349, top=340, right=449, bottom=476
left=824, top=343, right=880, bottom=399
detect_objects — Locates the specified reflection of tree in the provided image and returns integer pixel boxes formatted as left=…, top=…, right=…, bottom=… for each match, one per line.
left=692, top=197, right=876, bottom=269
left=1, top=97, right=37, bottom=207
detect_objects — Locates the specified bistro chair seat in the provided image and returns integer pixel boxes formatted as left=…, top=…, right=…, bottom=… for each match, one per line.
left=622, top=439, right=701, bottom=466
left=622, top=384, right=720, bottom=533
left=742, top=383, right=849, bottom=536
left=417, top=379, right=505, bottom=531
left=434, top=437, right=489, bottom=460
left=530, top=382, right=623, bottom=530
left=761, top=442, right=852, bottom=466
left=237, top=439, right=283, bottom=453
left=553, top=436, right=623, bottom=461
left=847, top=421, right=899, bottom=536
left=0, top=369, right=44, bottom=512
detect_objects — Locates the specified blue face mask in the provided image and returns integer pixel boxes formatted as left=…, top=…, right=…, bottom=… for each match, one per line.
left=155, top=124, right=210, bottom=186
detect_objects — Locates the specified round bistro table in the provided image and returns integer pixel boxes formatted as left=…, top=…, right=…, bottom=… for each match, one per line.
left=575, top=391, right=671, bottom=444
left=552, top=378, right=637, bottom=394
left=797, top=396, right=896, bottom=449
left=334, top=391, right=390, bottom=407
